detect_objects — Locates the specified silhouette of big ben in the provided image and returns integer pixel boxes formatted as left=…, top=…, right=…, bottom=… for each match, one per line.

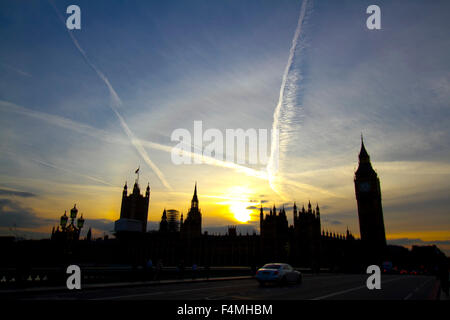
left=181, top=182, right=202, bottom=238
left=354, top=136, right=386, bottom=255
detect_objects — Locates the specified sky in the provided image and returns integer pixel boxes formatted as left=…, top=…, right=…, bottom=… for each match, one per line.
left=0, top=0, right=449, bottom=254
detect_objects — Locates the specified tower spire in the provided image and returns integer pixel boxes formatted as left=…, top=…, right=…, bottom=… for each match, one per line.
left=359, top=134, right=370, bottom=163
left=191, top=182, right=199, bottom=208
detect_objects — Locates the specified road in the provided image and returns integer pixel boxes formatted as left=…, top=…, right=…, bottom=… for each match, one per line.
left=13, top=274, right=439, bottom=300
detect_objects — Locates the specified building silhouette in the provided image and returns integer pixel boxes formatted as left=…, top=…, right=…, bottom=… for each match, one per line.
left=293, top=202, right=322, bottom=270
left=48, top=139, right=388, bottom=269
left=180, top=183, right=202, bottom=239
left=159, top=209, right=180, bottom=233
left=354, top=136, right=387, bottom=258
left=260, top=204, right=289, bottom=263
left=114, top=178, right=150, bottom=233
left=147, top=182, right=353, bottom=269
left=159, top=209, right=169, bottom=233
left=2, top=139, right=448, bottom=291
left=167, top=210, right=180, bottom=233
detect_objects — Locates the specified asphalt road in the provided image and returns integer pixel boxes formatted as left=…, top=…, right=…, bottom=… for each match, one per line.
left=15, top=274, right=439, bottom=300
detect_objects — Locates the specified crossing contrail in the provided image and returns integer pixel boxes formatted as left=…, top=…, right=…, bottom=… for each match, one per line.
left=267, top=0, right=310, bottom=193
left=49, top=1, right=172, bottom=190
left=1, top=99, right=338, bottom=197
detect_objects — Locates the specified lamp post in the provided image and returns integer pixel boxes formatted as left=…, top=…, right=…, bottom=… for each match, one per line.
left=77, top=214, right=85, bottom=230
left=70, top=204, right=78, bottom=224
left=60, top=211, right=68, bottom=229
left=57, top=204, right=85, bottom=240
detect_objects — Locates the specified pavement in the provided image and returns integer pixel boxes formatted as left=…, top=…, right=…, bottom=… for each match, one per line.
left=3, top=273, right=442, bottom=300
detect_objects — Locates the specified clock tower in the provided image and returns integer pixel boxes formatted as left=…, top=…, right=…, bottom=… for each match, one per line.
left=354, top=136, right=386, bottom=255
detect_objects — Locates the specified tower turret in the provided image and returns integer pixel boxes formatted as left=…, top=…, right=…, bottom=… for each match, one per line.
left=259, top=205, right=264, bottom=233
left=293, top=202, right=298, bottom=221
left=159, top=208, right=168, bottom=233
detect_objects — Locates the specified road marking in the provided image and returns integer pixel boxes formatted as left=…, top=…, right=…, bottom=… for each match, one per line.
left=91, top=284, right=241, bottom=300
left=404, top=292, right=413, bottom=300
left=403, top=278, right=433, bottom=300
left=91, top=274, right=342, bottom=300
left=311, top=276, right=406, bottom=300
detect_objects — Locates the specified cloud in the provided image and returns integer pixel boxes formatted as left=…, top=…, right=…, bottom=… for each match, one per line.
left=388, top=238, right=450, bottom=247
left=319, top=213, right=344, bottom=227
left=0, top=228, right=50, bottom=240
left=325, top=220, right=342, bottom=226
left=247, top=205, right=287, bottom=213
left=84, top=218, right=115, bottom=233
left=388, top=237, right=450, bottom=256
left=0, top=199, right=52, bottom=228
left=0, top=188, right=37, bottom=198
left=0, top=197, right=116, bottom=238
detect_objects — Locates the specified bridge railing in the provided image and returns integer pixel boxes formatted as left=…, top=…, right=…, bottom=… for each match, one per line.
left=0, top=265, right=254, bottom=289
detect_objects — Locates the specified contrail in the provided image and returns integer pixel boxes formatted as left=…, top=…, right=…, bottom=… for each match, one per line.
left=49, top=1, right=172, bottom=190
left=1, top=99, right=339, bottom=197
left=32, top=158, right=115, bottom=187
left=0, top=148, right=115, bottom=187
left=267, top=0, right=310, bottom=192
left=0, top=100, right=124, bottom=145
left=0, top=63, right=32, bottom=77
left=0, top=100, right=267, bottom=181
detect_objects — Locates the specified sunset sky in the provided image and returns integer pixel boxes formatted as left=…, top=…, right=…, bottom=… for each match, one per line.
left=0, top=0, right=449, bottom=254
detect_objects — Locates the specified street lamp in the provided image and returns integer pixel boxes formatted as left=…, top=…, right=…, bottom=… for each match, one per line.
left=77, top=214, right=85, bottom=229
left=60, top=211, right=68, bottom=229
left=70, top=204, right=78, bottom=220
left=54, top=204, right=86, bottom=242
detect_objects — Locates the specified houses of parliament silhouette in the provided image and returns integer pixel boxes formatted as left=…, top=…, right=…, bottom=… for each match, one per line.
left=2, top=138, right=446, bottom=290
left=107, top=139, right=387, bottom=269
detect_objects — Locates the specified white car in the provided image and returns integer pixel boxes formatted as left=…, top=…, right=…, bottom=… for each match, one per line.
left=255, top=263, right=302, bottom=286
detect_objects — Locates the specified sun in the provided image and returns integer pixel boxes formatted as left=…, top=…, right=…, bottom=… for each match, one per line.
left=221, top=186, right=255, bottom=223
left=230, top=201, right=251, bottom=223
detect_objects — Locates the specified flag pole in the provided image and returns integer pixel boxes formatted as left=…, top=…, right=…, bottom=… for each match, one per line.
left=135, top=165, right=140, bottom=185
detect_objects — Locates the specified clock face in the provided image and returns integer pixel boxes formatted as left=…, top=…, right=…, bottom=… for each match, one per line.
left=360, top=182, right=371, bottom=192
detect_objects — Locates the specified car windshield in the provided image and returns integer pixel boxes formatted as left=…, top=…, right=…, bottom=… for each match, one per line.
left=262, top=264, right=281, bottom=269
